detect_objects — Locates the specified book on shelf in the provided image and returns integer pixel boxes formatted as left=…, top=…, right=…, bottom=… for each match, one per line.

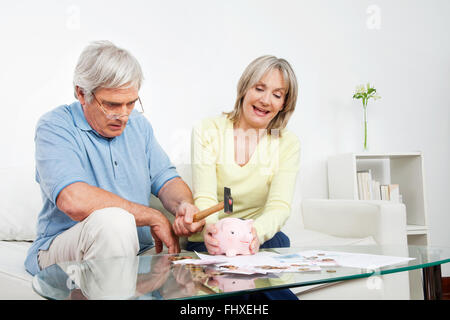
left=357, top=171, right=364, bottom=200
left=388, top=184, right=400, bottom=202
left=372, top=180, right=381, bottom=200
left=357, top=170, right=401, bottom=202
left=380, top=185, right=390, bottom=200
left=357, top=170, right=372, bottom=200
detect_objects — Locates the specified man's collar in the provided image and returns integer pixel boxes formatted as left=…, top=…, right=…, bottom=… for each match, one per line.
left=71, top=101, right=93, bottom=131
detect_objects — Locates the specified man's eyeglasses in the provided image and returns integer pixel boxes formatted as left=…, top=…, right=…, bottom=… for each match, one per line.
left=92, top=93, right=144, bottom=120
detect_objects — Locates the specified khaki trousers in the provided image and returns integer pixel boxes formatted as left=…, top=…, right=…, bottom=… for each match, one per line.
left=38, top=207, right=140, bottom=270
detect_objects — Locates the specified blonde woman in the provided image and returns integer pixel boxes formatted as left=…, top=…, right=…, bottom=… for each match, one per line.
left=174, top=56, right=300, bottom=299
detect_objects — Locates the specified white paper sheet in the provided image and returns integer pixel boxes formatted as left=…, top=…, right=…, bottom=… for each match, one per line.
left=174, top=251, right=324, bottom=274
left=170, top=250, right=414, bottom=275
left=297, top=250, right=415, bottom=270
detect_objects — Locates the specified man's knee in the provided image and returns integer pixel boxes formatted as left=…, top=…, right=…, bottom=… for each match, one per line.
left=88, top=207, right=136, bottom=231
left=84, top=207, right=139, bottom=256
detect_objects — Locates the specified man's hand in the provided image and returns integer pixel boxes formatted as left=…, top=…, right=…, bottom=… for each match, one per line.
left=173, top=201, right=205, bottom=237
left=148, top=208, right=180, bottom=254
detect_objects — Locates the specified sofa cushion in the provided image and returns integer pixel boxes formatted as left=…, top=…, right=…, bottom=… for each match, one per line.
left=0, top=165, right=41, bottom=241
left=0, top=240, right=33, bottom=281
left=289, top=228, right=376, bottom=248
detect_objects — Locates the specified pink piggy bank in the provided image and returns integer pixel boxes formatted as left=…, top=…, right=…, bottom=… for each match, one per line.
left=212, top=218, right=254, bottom=257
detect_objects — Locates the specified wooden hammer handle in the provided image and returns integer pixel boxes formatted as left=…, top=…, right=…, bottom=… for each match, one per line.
left=193, top=201, right=224, bottom=222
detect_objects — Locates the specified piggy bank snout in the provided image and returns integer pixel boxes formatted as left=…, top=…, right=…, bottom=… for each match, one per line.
left=242, top=229, right=253, bottom=242
left=213, top=218, right=254, bottom=256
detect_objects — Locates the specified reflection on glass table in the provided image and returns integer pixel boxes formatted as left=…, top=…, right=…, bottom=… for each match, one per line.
left=32, top=245, right=450, bottom=300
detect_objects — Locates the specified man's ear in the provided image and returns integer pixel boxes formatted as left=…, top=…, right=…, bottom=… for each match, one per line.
left=75, top=86, right=86, bottom=106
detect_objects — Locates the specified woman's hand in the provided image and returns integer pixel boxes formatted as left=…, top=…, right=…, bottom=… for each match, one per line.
left=204, top=223, right=221, bottom=255
left=249, top=227, right=260, bottom=254
left=173, top=201, right=205, bottom=237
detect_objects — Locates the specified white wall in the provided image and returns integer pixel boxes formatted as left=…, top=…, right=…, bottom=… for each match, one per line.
left=1, top=1, right=449, bottom=274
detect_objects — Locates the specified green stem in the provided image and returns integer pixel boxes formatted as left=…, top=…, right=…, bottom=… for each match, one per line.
left=363, top=103, right=367, bottom=150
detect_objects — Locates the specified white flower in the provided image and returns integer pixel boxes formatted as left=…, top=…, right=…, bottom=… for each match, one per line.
left=355, top=85, right=366, bottom=94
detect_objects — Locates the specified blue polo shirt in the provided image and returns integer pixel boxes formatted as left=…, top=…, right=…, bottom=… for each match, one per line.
left=25, top=101, right=179, bottom=276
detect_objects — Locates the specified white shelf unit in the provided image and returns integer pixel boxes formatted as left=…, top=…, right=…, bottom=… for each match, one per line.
left=327, top=152, right=429, bottom=245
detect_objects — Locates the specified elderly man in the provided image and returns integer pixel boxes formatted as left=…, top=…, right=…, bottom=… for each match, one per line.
left=25, top=41, right=204, bottom=276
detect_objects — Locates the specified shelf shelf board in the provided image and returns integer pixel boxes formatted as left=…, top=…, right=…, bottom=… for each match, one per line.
left=406, top=225, right=428, bottom=235
left=353, top=152, right=422, bottom=159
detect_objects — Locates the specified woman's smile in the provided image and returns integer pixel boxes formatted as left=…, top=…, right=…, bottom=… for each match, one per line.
left=252, top=105, right=271, bottom=117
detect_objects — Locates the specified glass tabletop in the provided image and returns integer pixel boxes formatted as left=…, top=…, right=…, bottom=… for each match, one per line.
left=32, top=245, right=450, bottom=300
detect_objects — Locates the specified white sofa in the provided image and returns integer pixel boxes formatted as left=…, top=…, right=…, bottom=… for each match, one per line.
left=0, top=164, right=412, bottom=300
left=292, top=199, right=411, bottom=299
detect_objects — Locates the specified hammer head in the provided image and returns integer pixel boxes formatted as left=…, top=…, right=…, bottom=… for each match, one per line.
left=223, top=187, right=233, bottom=213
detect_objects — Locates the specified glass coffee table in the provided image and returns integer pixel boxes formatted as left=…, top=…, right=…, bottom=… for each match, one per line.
left=32, top=245, right=450, bottom=300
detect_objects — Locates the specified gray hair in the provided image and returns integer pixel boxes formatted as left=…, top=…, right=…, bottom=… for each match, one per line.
left=73, top=40, right=144, bottom=102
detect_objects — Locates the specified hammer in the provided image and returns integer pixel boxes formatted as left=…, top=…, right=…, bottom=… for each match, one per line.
left=193, top=187, right=233, bottom=222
